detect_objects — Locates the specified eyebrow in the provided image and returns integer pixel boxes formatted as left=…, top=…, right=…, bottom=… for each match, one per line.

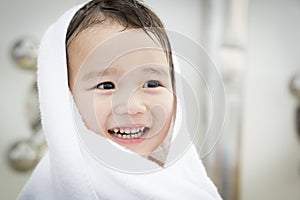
left=82, top=69, right=117, bottom=81
left=141, top=66, right=169, bottom=77
left=82, top=66, right=168, bottom=81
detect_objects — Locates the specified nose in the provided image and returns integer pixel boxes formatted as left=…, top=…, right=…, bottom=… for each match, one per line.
left=113, top=90, right=147, bottom=115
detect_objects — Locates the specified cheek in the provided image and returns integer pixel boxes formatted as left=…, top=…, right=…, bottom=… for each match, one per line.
left=149, top=93, right=174, bottom=130
left=149, top=92, right=174, bottom=116
left=93, top=98, right=111, bottom=132
left=74, top=91, right=111, bottom=134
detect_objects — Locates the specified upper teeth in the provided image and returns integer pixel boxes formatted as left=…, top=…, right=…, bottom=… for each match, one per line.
left=111, top=127, right=145, bottom=134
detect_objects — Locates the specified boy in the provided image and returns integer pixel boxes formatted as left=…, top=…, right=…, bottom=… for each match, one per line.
left=18, top=1, right=222, bottom=199
left=66, top=0, right=175, bottom=161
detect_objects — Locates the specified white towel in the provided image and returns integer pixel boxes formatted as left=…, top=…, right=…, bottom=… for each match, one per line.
left=18, top=2, right=222, bottom=200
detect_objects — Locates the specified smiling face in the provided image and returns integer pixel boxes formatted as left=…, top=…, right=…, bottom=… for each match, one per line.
left=67, top=24, right=175, bottom=156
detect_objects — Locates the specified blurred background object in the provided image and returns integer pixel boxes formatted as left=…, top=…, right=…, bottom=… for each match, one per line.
left=7, top=81, right=46, bottom=172
left=0, top=0, right=83, bottom=199
left=290, top=72, right=300, bottom=100
left=7, top=22, right=46, bottom=173
left=8, top=34, right=45, bottom=173
left=289, top=72, right=300, bottom=139
left=11, top=37, right=38, bottom=71
left=194, top=0, right=249, bottom=199
left=0, top=0, right=300, bottom=200
left=7, top=128, right=46, bottom=172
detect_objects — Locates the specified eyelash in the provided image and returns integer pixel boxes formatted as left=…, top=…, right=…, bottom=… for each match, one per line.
left=95, top=80, right=162, bottom=90
left=143, top=80, right=162, bottom=88
left=96, top=81, right=115, bottom=90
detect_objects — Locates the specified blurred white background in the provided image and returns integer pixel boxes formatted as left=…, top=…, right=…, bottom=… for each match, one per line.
left=0, top=0, right=300, bottom=199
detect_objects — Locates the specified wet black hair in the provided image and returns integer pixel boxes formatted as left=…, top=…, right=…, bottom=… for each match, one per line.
left=66, top=0, right=174, bottom=87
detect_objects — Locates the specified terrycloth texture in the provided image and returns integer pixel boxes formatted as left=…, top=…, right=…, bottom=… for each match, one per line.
left=18, top=1, right=222, bottom=200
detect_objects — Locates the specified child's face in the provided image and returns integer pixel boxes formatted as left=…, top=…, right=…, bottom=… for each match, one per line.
left=68, top=24, right=174, bottom=155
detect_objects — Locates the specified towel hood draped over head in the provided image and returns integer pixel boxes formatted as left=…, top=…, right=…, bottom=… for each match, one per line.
left=18, top=1, right=222, bottom=200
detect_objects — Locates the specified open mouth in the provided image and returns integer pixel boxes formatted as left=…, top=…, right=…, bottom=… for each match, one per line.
left=108, top=127, right=150, bottom=140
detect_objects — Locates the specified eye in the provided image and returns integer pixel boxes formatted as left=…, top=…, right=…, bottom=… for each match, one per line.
left=96, top=81, right=115, bottom=90
left=143, top=80, right=162, bottom=88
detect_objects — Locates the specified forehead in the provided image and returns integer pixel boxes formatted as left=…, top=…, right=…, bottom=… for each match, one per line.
left=67, top=24, right=168, bottom=76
